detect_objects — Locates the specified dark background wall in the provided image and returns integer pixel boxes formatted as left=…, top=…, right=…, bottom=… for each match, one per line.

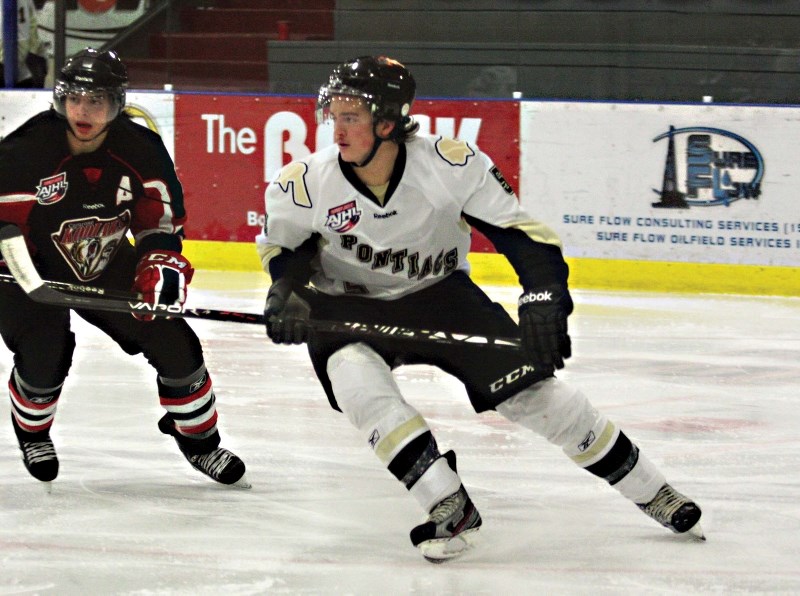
left=102, top=0, right=800, bottom=103
left=264, top=0, right=800, bottom=103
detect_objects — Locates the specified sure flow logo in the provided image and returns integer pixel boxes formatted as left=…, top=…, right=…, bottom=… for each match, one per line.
left=652, top=126, right=764, bottom=208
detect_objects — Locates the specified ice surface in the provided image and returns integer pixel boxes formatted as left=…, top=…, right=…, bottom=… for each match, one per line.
left=2, top=271, right=799, bottom=595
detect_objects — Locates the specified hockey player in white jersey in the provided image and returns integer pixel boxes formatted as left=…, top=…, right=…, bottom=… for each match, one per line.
left=257, top=55, right=703, bottom=562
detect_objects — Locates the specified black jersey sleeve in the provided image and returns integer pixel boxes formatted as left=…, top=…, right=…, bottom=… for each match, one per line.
left=113, top=117, right=187, bottom=257
left=268, top=233, right=319, bottom=286
left=464, top=214, right=572, bottom=312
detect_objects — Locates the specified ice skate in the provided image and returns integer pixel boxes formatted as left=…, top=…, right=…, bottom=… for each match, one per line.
left=638, top=483, right=704, bottom=540
left=410, top=479, right=482, bottom=563
left=180, top=447, right=250, bottom=488
left=12, top=416, right=59, bottom=482
left=158, top=415, right=250, bottom=488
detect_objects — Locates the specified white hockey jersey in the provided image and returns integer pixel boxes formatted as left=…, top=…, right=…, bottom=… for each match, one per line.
left=257, top=134, right=561, bottom=299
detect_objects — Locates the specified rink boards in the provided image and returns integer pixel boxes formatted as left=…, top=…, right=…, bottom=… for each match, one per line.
left=0, top=90, right=796, bottom=296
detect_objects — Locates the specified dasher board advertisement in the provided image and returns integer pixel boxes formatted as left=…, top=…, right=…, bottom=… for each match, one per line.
left=520, top=101, right=799, bottom=267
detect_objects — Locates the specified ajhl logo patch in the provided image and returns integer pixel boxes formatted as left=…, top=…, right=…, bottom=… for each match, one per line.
left=36, top=172, right=69, bottom=205
left=325, top=200, right=361, bottom=233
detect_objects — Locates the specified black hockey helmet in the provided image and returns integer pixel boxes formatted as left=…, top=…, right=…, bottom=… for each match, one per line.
left=316, top=56, right=416, bottom=133
left=53, top=48, right=128, bottom=120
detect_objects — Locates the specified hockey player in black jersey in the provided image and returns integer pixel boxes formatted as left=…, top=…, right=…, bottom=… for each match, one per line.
left=259, top=56, right=703, bottom=561
left=0, top=48, right=247, bottom=487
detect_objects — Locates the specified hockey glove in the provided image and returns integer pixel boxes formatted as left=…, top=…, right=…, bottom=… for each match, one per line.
left=133, top=250, right=194, bottom=321
left=518, top=285, right=572, bottom=370
left=264, top=277, right=311, bottom=344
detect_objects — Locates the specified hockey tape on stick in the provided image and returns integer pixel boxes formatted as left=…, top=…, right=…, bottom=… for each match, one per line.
left=0, top=225, right=46, bottom=295
left=0, top=225, right=521, bottom=349
left=312, top=320, right=521, bottom=350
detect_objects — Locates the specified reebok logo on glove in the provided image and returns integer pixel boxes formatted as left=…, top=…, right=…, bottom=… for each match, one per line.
left=517, top=285, right=571, bottom=370
left=518, top=290, right=553, bottom=306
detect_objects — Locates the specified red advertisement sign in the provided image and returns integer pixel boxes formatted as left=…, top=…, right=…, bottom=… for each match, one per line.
left=174, top=94, right=519, bottom=252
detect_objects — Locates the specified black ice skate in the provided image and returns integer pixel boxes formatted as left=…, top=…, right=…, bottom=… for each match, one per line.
left=12, top=415, right=59, bottom=482
left=638, top=483, right=705, bottom=540
left=409, top=451, right=482, bottom=562
left=158, top=415, right=249, bottom=488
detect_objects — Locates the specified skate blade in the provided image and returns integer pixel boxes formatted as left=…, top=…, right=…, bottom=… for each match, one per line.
left=686, top=522, right=706, bottom=541
left=231, top=473, right=252, bottom=489
left=418, top=527, right=480, bottom=563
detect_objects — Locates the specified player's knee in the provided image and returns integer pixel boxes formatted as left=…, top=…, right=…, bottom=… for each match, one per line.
left=140, top=321, right=204, bottom=373
left=327, top=342, right=405, bottom=430
left=496, top=377, right=601, bottom=448
left=16, top=329, right=75, bottom=387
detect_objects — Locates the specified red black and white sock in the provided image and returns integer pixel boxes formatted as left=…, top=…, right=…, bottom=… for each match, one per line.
left=9, top=368, right=62, bottom=438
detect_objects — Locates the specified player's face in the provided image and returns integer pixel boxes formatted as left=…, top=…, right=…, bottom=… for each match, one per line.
left=64, top=92, right=113, bottom=151
left=328, top=96, right=376, bottom=163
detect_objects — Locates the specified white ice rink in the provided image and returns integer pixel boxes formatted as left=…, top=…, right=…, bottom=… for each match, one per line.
left=1, top=270, right=799, bottom=595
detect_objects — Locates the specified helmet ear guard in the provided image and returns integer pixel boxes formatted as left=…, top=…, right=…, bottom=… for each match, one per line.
left=53, top=47, right=128, bottom=122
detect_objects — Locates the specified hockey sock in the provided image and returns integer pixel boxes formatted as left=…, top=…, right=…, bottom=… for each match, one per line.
left=327, top=343, right=461, bottom=511
left=367, top=406, right=460, bottom=512
left=157, top=365, right=220, bottom=454
left=400, top=434, right=462, bottom=513
left=497, top=377, right=665, bottom=503
left=560, top=409, right=664, bottom=503
left=8, top=368, right=62, bottom=437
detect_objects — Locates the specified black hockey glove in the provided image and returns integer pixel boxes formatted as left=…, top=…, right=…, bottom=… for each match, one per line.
left=518, top=285, right=572, bottom=370
left=264, top=278, right=311, bottom=344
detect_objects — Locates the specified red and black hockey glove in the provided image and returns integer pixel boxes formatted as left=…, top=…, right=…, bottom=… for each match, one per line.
left=264, top=277, right=311, bottom=344
left=133, top=250, right=194, bottom=321
left=518, top=285, right=572, bottom=370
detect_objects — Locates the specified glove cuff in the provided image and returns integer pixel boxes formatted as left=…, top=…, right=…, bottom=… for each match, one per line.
left=267, top=276, right=294, bottom=300
left=518, top=287, right=558, bottom=308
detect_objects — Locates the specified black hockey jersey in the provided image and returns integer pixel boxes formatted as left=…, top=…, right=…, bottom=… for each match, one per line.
left=0, top=110, right=186, bottom=283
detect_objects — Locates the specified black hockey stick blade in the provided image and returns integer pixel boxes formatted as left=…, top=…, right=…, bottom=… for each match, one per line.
left=0, top=224, right=521, bottom=349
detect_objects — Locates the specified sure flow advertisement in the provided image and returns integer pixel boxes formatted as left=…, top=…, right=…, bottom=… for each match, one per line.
left=520, top=101, right=799, bottom=268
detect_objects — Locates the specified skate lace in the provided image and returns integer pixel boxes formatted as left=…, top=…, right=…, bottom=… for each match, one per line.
left=22, top=441, right=57, bottom=465
left=429, top=490, right=465, bottom=524
left=642, top=485, right=687, bottom=523
left=191, top=448, right=234, bottom=478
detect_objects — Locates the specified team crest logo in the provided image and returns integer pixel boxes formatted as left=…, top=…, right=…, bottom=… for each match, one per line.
left=435, top=137, right=475, bottom=166
left=652, top=125, right=764, bottom=208
left=325, top=200, right=361, bottom=233
left=50, top=212, right=131, bottom=281
left=35, top=172, right=69, bottom=205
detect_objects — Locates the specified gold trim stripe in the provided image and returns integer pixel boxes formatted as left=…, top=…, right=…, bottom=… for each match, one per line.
left=570, top=421, right=616, bottom=466
left=374, top=414, right=428, bottom=465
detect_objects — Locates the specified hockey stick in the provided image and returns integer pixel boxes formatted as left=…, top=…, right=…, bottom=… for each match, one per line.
left=0, top=225, right=265, bottom=324
left=0, top=272, right=143, bottom=301
left=0, top=225, right=521, bottom=350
